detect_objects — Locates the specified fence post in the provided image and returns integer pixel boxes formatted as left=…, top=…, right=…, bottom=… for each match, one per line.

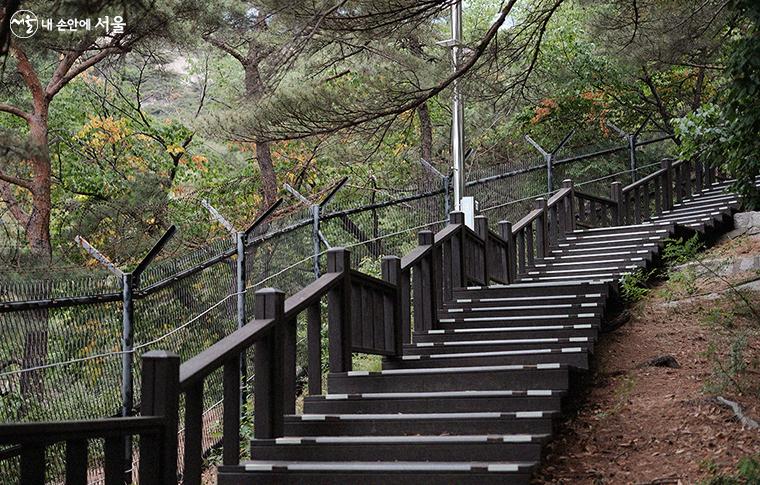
left=535, top=198, right=549, bottom=258
left=235, top=231, right=248, bottom=412
left=474, top=215, right=489, bottom=284
left=610, top=181, right=623, bottom=225
left=327, top=248, right=352, bottom=373
left=661, top=159, right=673, bottom=211
left=254, top=288, right=286, bottom=439
left=138, top=351, right=180, bottom=485
left=121, top=272, right=135, bottom=482
left=546, top=153, right=554, bottom=193
left=443, top=175, right=451, bottom=217
left=498, top=221, right=515, bottom=283
left=311, top=205, right=321, bottom=278
left=381, top=256, right=403, bottom=356
left=629, top=134, right=637, bottom=181
left=562, top=179, right=576, bottom=232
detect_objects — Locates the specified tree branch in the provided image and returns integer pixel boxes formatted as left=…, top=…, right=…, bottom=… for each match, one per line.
left=0, top=103, right=30, bottom=121
left=0, top=168, right=33, bottom=190
left=46, top=45, right=125, bottom=97
left=204, top=34, right=247, bottom=64
left=11, top=45, right=45, bottom=108
left=0, top=179, right=30, bottom=226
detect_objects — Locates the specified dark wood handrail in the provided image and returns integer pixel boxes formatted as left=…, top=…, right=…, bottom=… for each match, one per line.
left=575, top=191, right=617, bottom=206
left=283, top=272, right=343, bottom=319
left=400, top=244, right=432, bottom=271
left=546, top=186, right=572, bottom=207
left=350, top=269, right=397, bottom=292
left=513, top=208, right=543, bottom=233
left=0, top=417, right=164, bottom=444
left=179, top=317, right=275, bottom=389
left=622, top=167, right=667, bottom=193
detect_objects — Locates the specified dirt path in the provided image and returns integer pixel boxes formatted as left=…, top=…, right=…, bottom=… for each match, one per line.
left=534, top=237, right=760, bottom=484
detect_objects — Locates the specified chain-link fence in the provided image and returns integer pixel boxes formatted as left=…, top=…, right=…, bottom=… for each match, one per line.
left=0, top=131, right=676, bottom=483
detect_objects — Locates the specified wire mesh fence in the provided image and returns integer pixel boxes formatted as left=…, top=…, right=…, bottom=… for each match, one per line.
left=0, top=131, right=675, bottom=483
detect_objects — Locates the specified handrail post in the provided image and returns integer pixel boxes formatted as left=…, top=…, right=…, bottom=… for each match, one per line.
left=562, top=179, right=575, bottom=232
left=416, top=230, right=437, bottom=333
left=382, top=256, right=403, bottom=356
left=449, top=212, right=465, bottom=290
left=327, top=248, right=352, bottom=373
left=661, top=159, right=673, bottom=211
left=535, top=198, right=549, bottom=258
left=474, top=215, right=489, bottom=284
left=610, top=182, right=623, bottom=225
left=498, top=221, right=515, bottom=283
left=254, top=288, right=286, bottom=439
left=139, top=351, right=180, bottom=485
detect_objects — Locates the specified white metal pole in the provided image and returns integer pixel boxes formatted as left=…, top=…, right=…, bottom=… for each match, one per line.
left=451, top=0, right=465, bottom=211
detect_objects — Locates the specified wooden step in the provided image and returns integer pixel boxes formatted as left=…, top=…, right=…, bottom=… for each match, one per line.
left=303, top=389, right=565, bottom=414
left=249, top=434, right=548, bottom=462
left=218, top=460, right=536, bottom=484
left=327, top=364, right=570, bottom=393
left=383, top=347, right=589, bottom=370
left=283, top=411, right=557, bottom=436
left=413, top=324, right=600, bottom=342
left=405, top=336, right=595, bottom=355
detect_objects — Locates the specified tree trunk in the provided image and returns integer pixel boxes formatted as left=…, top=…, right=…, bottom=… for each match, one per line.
left=417, top=102, right=433, bottom=163
left=245, top=61, right=278, bottom=205
left=19, top=112, right=52, bottom=410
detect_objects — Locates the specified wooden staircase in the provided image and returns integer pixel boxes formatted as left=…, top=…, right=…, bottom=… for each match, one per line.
left=216, top=176, right=752, bottom=483
left=3, top=161, right=756, bottom=485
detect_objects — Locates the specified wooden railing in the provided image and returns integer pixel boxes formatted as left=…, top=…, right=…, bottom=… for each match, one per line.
left=0, top=351, right=180, bottom=485
left=575, top=191, right=619, bottom=228
left=511, top=180, right=576, bottom=276
left=0, top=156, right=727, bottom=484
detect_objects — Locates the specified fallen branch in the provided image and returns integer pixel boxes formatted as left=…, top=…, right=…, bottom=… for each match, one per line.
left=717, top=396, right=760, bottom=430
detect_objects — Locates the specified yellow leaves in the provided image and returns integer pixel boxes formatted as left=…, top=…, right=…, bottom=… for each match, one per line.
left=166, top=144, right=185, bottom=156
left=75, top=114, right=131, bottom=149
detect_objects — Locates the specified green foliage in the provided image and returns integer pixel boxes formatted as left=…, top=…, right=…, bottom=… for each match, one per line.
left=619, top=269, right=653, bottom=303
left=676, top=0, right=760, bottom=209
left=698, top=455, right=760, bottom=485
left=663, top=236, right=705, bottom=267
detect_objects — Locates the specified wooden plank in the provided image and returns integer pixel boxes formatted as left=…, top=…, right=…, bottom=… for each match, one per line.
left=65, top=439, right=88, bottom=485
left=20, top=444, right=45, bottom=485
left=183, top=382, right=204, bottom=485
left=223, top=358, right=241, bottom=466
left=307, top=303, right=322, bottom=395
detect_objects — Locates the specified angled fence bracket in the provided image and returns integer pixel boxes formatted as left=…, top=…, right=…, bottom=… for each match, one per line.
left=526, top=129, right=575, bottom=193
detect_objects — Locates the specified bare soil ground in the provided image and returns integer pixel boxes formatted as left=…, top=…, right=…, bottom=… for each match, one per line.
left=534, top=236, right=760, bottom=484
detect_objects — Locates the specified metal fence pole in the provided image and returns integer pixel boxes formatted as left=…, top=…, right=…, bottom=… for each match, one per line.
left=546, top=153, right=553, bottom=193
left=311, top=205, right=321, bottom=279
left=121, top=272, right=135, bottom=482
left=443, top=175, right=451, bottom=216
left=628, top=134, right=637, bottom=181
left=236, top=231, right=247, bottom=406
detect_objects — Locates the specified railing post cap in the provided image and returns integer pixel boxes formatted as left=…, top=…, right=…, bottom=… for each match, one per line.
left=498, top=220, right=512, bottom=226
left=562, top=179, right=573, bottom=188
left=611, top=181, right=622, bottom=186
left=254, top=287, right=285, bottom=296
left=449, top=211, right=465, bottom=224
left=142, top=350, right=180, bottom=360
left=418, top=230, right=434, bottom=245
left=534, top=197, right=547, bottom=208
left=661, top=158, right=673, bottom=167
left=381, top=255, right=401, bottom=262
left=327, top=246, right=351, bottom=272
